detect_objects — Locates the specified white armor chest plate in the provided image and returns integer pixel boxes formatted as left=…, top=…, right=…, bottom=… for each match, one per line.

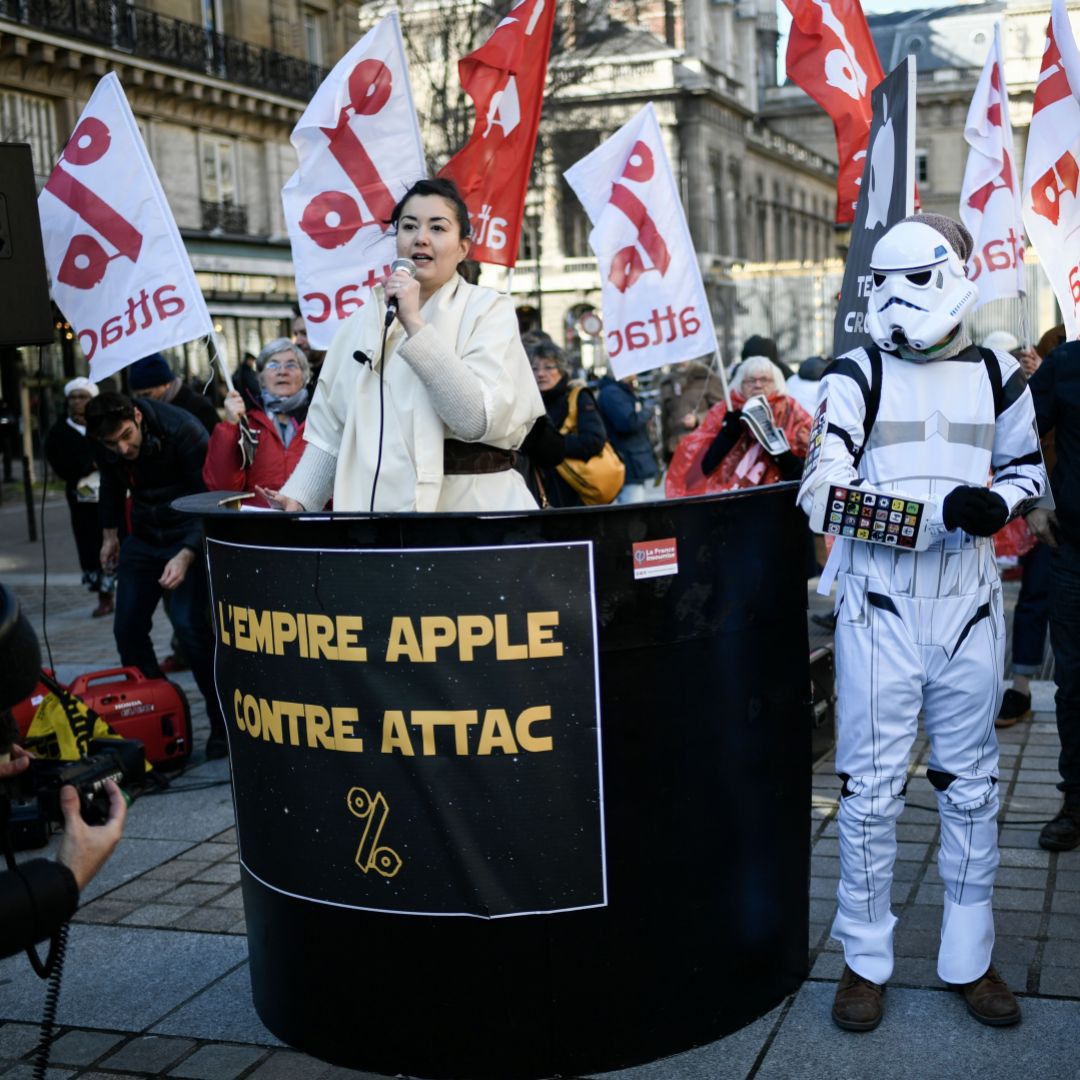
left=860, top=358, right=997, bottom=499
left=847, top=358, right=999, bottom=599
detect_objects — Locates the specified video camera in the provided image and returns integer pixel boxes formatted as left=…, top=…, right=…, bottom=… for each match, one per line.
left=4, top=735, right=144, bottom=850
left=0, top=583, right=144, bottom=848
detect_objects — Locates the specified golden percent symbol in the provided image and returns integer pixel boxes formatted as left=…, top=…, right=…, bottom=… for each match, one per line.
left=346, top=786, right=403, bottom=878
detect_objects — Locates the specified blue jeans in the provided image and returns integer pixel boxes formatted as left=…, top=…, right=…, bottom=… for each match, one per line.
left=1012, top=542, right=1051, bottom=674
left=114, top=535, right=224, bottom=735
left=1049, top=540, right=1080, bottom=807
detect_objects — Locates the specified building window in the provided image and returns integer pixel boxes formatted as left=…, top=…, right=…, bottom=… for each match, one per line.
left=202, top=0, right=223, bottom=33
left=0, top=90, right=58, bottom=184
left=711, top=156, right=727, bottom=256
left=200, top=135, right=238, bottom=205
left=555, top=130, right=599, bottom=259
left=200, top=135, right=247, bottom=233
left=303, top=7, right=327, bottom=66
left=518, top=213, right=540, bottom=262
left=915, top=148, right=929, bottom=187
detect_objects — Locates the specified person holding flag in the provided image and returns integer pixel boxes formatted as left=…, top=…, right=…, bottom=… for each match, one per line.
left=264, top=178, right=543, bottom=514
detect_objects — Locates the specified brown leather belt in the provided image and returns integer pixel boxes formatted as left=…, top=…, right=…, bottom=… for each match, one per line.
left=443, top=439, right=515, bottom=475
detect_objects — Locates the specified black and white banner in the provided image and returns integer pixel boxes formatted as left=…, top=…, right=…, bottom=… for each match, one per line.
left=832, top=56, right=917, bottom=358
left=208, top=539, right=606, bottom=919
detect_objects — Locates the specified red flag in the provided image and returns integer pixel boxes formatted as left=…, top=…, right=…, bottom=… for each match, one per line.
left=438, top=0, right=556, bottom=267
left=782, top=0, right=885, bottom=225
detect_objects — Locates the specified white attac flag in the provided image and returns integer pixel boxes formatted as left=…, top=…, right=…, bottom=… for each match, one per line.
left=564, top=103, right=717, bottom=378
left=1022, top=0, right=1080, bottom=339
left=37, top=73, right=213, bottom=382
left=283, top=11, right=426, bottom=351
left=960, top=23, right=1025, bottom=306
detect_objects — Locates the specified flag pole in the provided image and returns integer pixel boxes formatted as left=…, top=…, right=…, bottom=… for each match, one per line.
left=206, top=333, right=258, bottom=468
left=713, top=350, right=732, bottom=411
left=506, top=267, right=514, bottom=296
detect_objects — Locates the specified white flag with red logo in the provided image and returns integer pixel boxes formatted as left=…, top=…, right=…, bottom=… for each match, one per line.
left=564, top=103, right=717, bottom=379
left=37, top=73, right=213, bottom=382
left=438, top=0, right=556, bottom=267
left=782, top=0, right=884, bottom=225
left=1022, top=0, right=1080, bottom=339
left=283, top=12, right=426, bottom=351
left=960, top=24, right=1025, bottom=306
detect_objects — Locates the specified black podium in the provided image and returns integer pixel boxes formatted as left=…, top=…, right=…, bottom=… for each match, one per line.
left=183, top=484, right=811, bottom=1079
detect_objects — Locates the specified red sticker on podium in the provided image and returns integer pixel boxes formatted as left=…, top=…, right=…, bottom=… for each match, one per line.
left=632, top=538, right=678, bottom=580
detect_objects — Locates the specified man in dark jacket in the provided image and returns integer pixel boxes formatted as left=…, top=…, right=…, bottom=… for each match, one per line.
left=596, top=374, right=658, bottom=503
left=44, top=378, right=114, bottom=617
left=85, top=393, right=226, bottom=758
left=1027, top=340, right=1080, bottom=850
left=128, top=354, right=219, bottom=434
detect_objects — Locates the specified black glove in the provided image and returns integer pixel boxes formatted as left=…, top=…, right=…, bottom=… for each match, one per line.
left=702, top=409, right=743, bottom=474
left=942, top=486, right=1009, bottom=537
left=776, top=450, right=803, bottom=481
left=521, top=416, right=565, bottom=466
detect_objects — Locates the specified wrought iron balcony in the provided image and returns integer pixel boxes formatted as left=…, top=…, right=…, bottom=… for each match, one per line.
left=3, top=0, right=326, bottom=102
left=201, top=199, right=248, bottom=235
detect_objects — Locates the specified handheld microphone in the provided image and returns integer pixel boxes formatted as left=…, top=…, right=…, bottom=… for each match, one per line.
left=385, top=258, right=417, bottom=326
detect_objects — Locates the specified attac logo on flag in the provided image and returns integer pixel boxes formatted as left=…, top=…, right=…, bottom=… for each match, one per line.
left=37, top=73, right=213, bottom=383
left=283, top=12, right=426, bottom=351
left=438, top=0, right=556, bottom=268
left=960, top=23, right=1025, bottom=306
left=1022, top=0, right=1080, bottom=339
left=782, top=0, right=885, bottom=225
left=564, top=103, right=717, bottom=379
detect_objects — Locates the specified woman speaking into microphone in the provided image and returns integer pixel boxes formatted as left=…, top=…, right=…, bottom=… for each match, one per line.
left=262, top=178, right=544, bottom=513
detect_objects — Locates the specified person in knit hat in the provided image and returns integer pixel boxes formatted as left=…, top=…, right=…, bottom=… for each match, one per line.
left=128, top=354, right=218, bottom=434
left=798, top=213, right=1049, bottom=1032
left=45, top=377, right=115, bottom=617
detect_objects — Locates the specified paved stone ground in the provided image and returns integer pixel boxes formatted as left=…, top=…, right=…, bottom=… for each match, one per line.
left=1, top=484, right=1077, bottom=1079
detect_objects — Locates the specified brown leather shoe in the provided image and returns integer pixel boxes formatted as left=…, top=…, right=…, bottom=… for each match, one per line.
left=954, top=965, right=1021, bottom=1026
left=832, top=964, right=884, bottom=1031
left=91, top=594, right=114, bottom=618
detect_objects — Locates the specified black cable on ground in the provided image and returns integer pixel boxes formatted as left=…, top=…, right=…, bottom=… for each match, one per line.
left=36, top=344, right=55, bottom=672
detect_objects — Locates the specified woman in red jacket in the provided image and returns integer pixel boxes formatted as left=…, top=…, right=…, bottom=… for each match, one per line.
left=203, top=337, right=311, bottom=505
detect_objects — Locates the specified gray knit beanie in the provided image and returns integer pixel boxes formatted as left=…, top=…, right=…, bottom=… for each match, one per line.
left=900, top=213, right=973, bottom=263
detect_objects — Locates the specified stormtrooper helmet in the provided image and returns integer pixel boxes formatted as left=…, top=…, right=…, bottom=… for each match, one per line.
left=865, top=216, right=979, bottom=356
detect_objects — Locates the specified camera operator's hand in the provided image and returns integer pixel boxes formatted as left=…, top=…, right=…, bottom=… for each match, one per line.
left=0, top=744, right=32, bottom=780
left=57, top=780, right=126, bottom=891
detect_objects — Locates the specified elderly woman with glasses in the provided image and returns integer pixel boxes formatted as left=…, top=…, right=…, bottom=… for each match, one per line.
left=202, top=337, right=313, bottom=507
left=665, top=354, right=812, bottom=497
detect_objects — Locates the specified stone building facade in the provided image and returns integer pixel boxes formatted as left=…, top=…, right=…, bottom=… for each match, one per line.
left=765, top=0, right=1077, bottom=346
left=3, top=0, right=845, bottom=390
left=491, top=0, right=841, bottom=367
left=0, top=0, right=364, bottom=393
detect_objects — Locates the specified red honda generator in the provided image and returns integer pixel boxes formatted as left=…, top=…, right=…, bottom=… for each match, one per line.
left=13, top=667, right=192, bottom=768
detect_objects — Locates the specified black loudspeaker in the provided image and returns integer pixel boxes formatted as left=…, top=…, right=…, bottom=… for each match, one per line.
left=0, top=143, right=54, bottom=346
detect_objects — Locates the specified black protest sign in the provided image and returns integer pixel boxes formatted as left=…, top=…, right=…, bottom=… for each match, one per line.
left=832, top=56, right=917, bottom=358
left=207, top=539, right=606, bottom=918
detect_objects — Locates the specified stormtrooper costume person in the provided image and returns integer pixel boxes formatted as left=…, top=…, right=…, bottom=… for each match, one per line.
left=798, top=214, right=1048, bottom=1031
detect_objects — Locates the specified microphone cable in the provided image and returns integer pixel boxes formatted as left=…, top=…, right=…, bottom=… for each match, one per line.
left=367, top=258, right=415, bottom=512
left=369, top=319, right=392, bottom=513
